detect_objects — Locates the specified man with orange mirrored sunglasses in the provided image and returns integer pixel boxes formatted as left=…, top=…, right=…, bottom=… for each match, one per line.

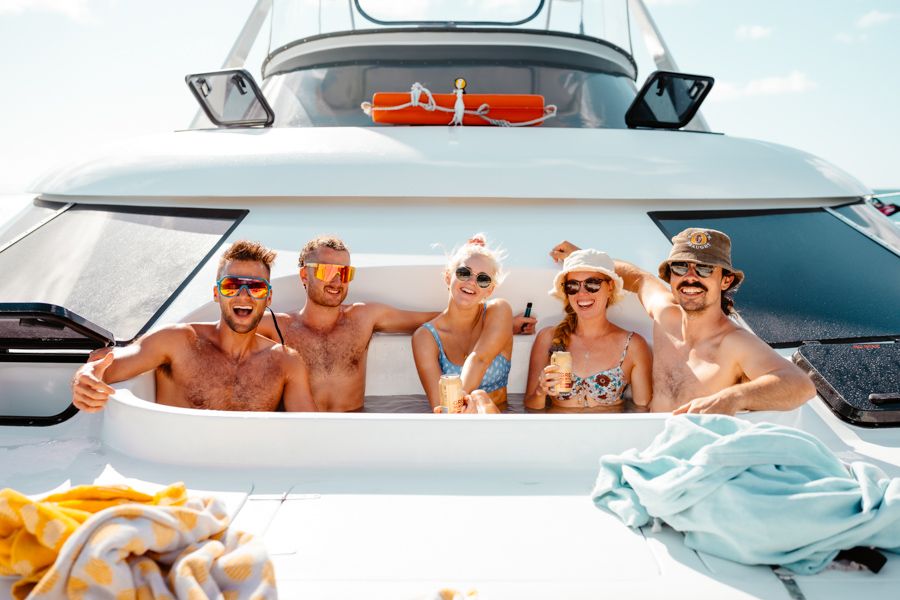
left=72, top=241, right=317, bottom=413
left=256, top=235, right=442, bottom=412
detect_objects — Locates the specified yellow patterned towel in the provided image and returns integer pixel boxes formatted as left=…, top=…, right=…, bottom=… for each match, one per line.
left=0, top=483, right=276, bottom=599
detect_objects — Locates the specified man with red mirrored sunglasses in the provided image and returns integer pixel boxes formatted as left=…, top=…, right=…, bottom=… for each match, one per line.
left=71, top=241, right=317, bottom=413
left=551, top=229, right=814, bottom=415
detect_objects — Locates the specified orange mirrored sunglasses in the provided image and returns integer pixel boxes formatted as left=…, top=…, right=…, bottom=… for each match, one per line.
left=306, top=262, right=356, bottom=283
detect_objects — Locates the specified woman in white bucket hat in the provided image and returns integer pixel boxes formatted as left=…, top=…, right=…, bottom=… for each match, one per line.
left=524, top=249, right=652, bottom=411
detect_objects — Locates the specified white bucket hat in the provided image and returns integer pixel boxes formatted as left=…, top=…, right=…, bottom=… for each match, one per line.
left=549, top=249, right=624, bottom=304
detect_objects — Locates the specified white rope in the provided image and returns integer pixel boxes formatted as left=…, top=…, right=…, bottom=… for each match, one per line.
left=451, top=87, right=466, bottom=126
left=361, top=82, right=558, bottom=127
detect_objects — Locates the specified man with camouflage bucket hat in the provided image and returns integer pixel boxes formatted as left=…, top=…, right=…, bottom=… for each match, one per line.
left=551, top=229, right=814, bottom=415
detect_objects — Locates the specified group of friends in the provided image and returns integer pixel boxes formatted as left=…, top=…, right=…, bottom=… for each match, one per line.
left=71, top=228, right=816, bottom=415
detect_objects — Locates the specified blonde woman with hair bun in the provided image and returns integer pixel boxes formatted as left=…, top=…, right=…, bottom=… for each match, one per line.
left=525, top=249, right=652, bottom=412
left=412, top=234, right=513, bottom=412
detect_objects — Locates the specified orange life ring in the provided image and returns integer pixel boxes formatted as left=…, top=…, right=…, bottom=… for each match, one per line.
left=369, top=92, right=549, bottom=126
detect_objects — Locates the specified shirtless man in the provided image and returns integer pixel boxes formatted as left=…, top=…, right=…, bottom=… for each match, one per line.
left=256, top=236, right=440, bottom=412
left=552, top=229, right=815, bottom=415
left=71, top=241, right=316, bottom=413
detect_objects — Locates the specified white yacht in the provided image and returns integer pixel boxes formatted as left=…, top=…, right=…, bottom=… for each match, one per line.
left=1, top=1, right=898, bottom=598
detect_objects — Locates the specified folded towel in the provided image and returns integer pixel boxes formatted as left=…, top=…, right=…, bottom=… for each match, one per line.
left=591, top=415, right=900, bottom=574
left=0, top=483, right=275, bottom=599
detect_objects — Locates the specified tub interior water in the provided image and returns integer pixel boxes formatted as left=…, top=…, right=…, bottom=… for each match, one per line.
left=361, top=393, right=648, bottom=414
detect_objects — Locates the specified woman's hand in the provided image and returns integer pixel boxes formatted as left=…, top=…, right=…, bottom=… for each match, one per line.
left=538, top=364, right=562, bottom=397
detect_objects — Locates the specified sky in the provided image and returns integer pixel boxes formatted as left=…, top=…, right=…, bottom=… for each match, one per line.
left=0, top=0, right=897, bottom=194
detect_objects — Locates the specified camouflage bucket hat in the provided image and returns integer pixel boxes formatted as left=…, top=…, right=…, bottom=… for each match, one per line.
left=658, top=228, right=745, bottom=288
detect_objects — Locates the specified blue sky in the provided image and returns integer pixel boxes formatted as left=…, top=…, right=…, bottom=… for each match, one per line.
left=0, top=0, right=897, bottom=193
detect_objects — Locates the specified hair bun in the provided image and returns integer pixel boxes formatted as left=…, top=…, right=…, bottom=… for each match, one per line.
left=467, top=235, right=486, bottom=247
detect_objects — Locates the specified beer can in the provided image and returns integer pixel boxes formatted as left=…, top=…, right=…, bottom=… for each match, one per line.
left=550, top=351, right=573, bottom=395
left=439, top=374, right=465, bottom=414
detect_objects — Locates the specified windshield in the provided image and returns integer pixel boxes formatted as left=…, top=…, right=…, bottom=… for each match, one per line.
left=269, top=0, right=632, bottom=57
left=0, top=202, right=245, bottom=343
left=355, top=0, right=544, bottom=25
left=264, top=60, right=635, bottom=128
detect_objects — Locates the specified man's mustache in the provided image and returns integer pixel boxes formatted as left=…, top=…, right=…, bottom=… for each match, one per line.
left=677, top=281, right=708, bottom=293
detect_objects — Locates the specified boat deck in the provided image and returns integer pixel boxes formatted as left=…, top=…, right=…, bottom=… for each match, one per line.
left=2, top=399, right=898, bottom=600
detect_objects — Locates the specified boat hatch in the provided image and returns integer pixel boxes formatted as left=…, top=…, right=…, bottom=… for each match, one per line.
left=0, top=303, right=112, bottom=425
left=794, top=342, right=900, bottom=427
left=0, top=303, right=113, bottom=354
left=0, top=200, right=246, bottom=346
left=186, top=69, right=274, bottom=128
left=651, top=203, right=900, bottom=348
left=625, top=71, right=714, bottom=130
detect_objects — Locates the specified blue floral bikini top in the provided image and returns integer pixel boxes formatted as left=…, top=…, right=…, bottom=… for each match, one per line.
left=422, top=307, right=511, bottom=393
left=552, top=332, right=633, bottom=407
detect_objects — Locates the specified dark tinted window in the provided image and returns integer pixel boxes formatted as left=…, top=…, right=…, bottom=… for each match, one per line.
left=652, top=208, right=900, bottom=346
left=0, top=204, right=244, bottom=342
left=266, top=62, right=635, bottom=128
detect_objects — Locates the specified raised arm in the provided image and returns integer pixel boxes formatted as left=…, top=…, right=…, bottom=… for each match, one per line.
left=281, top=349, right=318, bottom=412
left=459, top=300, right=513, bottom=394
left=673, top=330, right=816, bottom=415
left=71, top=326, right=182, bottom=412
left=412, top=326, right=445, bottom=408
left=369, top=303, right=440, bottom=334
left=370, top=302, right=533, bottom=336
left=614, top=259, right=677, bottom=321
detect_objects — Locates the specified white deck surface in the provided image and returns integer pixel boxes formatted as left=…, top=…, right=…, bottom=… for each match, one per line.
left=2, top=399, right=898, bottom=600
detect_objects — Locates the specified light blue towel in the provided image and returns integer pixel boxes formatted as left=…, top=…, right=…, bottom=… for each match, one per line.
left=591, top=414, right=900, bottom=574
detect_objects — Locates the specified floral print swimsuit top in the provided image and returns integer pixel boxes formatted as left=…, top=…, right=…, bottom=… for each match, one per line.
left=553, top=332, right=633, bottom=408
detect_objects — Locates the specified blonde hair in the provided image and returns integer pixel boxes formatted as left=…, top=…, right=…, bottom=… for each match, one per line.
left=445, top=233, right=507, bottom=285
left=298, top=235, right=349, bottom=267
left=217, top=240, right=277, bottom=278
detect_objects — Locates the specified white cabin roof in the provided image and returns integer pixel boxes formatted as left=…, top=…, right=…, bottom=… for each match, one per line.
left=32, top=127, right=869, bottom=200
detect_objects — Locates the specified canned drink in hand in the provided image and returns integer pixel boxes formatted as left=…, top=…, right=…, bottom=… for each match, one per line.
left=550, top=351, right=573, bottom=396
left=439, top=374, right=465, bottom=413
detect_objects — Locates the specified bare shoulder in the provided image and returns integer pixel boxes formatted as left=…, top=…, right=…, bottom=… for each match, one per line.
left=141, top=323, right=204, bottom=360
left=412, top=325, right=441, bottom=364
left=341, top=301, right=369, bottom=315
left=343, top=301, right=382, bottom=322
left=273, top=342, right=305, bottom=366
left=720, top=324, right=773, bottom=359
left=151, top=322, right=202, bottom=344
left=627, top=331, right=651, bottom=355
left=485, top=298, right=513, bottom=318
left=412, top=323, right=435, bottom=343
left=535, top=326, right=555, bottom=346
left=531, top=326, right=555, bottom=354
left=654, top=302, right=683, bottom=329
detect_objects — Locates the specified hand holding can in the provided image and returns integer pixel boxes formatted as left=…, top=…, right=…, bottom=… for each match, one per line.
left=439, top=374, right=466, bottom=413
left=550, top=351, right=573, bottom=396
